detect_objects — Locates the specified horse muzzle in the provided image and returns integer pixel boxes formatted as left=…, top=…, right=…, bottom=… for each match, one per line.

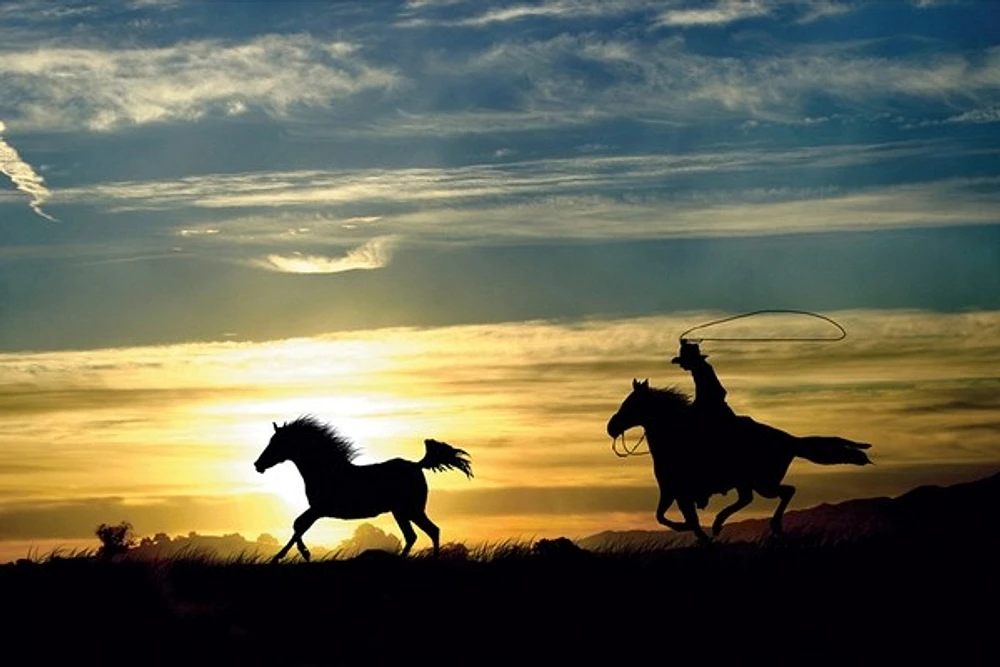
left=606, top=414, right=624, bottom=439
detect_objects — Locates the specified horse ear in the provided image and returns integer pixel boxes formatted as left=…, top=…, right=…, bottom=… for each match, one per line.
left=273, top=422, right=278, bottom=432
left=632, top=378, right=641, bottom=390
left=640, top=379, right=649, bottom=389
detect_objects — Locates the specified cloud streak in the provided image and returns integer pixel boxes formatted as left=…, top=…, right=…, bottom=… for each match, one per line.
left=2, top=15, right=997, bottom=133
left=255, top=235, right=399, bottom=273
left=0, top=120, right=56, bottom=221
left=0, top=35, right=400, bottom=131
left=52, top=143, right=1000, bottom=248
left=656, top=0, right=770, bottom=27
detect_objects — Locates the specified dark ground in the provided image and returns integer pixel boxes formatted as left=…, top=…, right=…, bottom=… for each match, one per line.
left=3, top=531, right=995, bottom=667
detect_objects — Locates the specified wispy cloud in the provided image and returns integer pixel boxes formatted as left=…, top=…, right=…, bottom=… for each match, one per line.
left=399, top=34, right=1000, bottom=130
left=53, top=142, right=1000, bottom=246
left=65, top=140, right=978, bottom=208
left=656, top=0, right=770, bottom=27
left=909, top=105, right=1000, bottom=128
left=0, top=120, right=56, bottom=221
left=796, top=1, right=854, bottom=23
left=398, top=0, right=650, bottom=27
left=255, top=235, right=398, bottom=274
left=0, top=35, right=400, bottom=131
left=4, top=14, right=996, bottom=134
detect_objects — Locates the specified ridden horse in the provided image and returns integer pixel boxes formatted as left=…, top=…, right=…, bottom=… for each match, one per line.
left=606, top=379, right=872, bottom=543
left=254, top=416, right=472, bottom=562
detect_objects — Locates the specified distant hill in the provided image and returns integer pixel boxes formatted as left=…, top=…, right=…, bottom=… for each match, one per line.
left=578, top=470, right=1000, bottom=550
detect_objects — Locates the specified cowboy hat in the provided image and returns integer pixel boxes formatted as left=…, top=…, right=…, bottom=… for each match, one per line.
left=672, top=340, right=708, bottom=364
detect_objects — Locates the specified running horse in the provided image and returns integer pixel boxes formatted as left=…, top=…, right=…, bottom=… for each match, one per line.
left=254, top=416, right=473, bottom=562
left=607, top=380, right=872, bottom=543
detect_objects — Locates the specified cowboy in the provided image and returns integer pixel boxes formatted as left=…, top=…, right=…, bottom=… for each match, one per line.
left=672, top=340, right=735, bottom=421
left=672, top=340, right=739, bottom=509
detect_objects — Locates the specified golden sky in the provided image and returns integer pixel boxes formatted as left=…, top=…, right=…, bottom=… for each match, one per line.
left=1, top=308, right=998, bottom=561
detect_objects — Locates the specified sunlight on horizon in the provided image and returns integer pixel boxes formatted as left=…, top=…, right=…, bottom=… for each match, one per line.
left=0, top=309, right=998, bottom=560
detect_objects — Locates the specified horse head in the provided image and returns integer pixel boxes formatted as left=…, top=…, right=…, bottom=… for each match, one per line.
left=607, top=378, right=655, bottom=439
left=607, top=379, right=691, bottom=440
left=254, top=421, right=291, bottom=473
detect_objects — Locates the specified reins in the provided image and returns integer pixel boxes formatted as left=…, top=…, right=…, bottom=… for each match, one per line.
left=611, top=432, right=648, bottom=458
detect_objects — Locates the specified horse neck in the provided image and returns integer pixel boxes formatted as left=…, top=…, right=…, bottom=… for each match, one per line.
left=642, top=394, right=688, bottom=442
left=288, top=444, right=352, bottom=486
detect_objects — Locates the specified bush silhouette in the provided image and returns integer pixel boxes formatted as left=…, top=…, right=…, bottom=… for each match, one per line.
left=96, top=521, right=136, bottom=560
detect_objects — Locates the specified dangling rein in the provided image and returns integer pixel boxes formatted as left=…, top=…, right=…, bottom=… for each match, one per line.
left=611, top=432, right=649, bottom=457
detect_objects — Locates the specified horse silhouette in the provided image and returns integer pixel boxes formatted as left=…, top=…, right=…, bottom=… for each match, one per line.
left=254, top=416, right=472, bottom=563
left=607, top=379, right=872, bottom=543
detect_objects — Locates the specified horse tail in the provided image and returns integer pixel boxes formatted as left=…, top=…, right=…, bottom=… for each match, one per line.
left=420, top=439, right=474, bottom=478
left=793, top=436, right=873, bottom=466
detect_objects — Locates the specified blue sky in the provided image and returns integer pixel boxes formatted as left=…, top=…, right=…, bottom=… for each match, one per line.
left=1, top=0, right=997, bottom=351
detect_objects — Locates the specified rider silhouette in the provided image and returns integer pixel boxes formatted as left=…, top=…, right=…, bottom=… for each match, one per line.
left=672, top=340, right=735, bottom=420
left=672, top=340, right=738, bottom=509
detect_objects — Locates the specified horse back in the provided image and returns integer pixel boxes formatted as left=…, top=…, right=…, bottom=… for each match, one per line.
left=309, top=459, right=428, bottom=519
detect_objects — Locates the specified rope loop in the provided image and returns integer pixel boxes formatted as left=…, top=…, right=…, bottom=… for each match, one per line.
left=678, top=309, right=846, bottom=343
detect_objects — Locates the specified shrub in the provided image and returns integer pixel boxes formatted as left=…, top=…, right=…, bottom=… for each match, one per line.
left=96, top=521, right=136, bottom=560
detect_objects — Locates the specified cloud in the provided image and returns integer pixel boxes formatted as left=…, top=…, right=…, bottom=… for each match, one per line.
left=62, top=140, right=987, bottom=208
left=0, top=35, right=400, bottom=131
left=36, top=139, right=999, bottom=258
left=4, top=13, right=997, bottom=135
left=0, top=120, right=56, bottom=221
left=398, top=0, right=650, bottom=27
left=386, top=33, right=1000, bottom=131
left=255, top=235, right=398, bottom=274
left=656, top=0, right=770, bottom=27
left=910, top=106, right=1000, bottom=128
left=796, top=1, right=854, bottom=23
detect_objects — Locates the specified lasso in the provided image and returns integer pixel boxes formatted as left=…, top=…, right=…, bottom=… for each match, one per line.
left=678, top=309, right=846, bottom=343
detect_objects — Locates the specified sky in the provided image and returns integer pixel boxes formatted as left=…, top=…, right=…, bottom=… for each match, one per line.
left=0, top=0, right=998, bottom=561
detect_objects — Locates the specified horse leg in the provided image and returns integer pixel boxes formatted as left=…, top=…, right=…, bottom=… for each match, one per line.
left=272, top=507, right=319, bottom=564
left=712, top=486, right=753, bottom=537
left=655, top=490, right=689, bottom=532
left=770, top=484, right=795, bottom=535
left=393, top=511, right=418, bottom=556
left=677, top=498, right=711, bottom=544
left=411, top=511, right=441, bottom=556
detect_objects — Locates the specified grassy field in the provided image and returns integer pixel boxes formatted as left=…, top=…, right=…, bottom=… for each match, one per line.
left=4, top=533, right=993, bottom=666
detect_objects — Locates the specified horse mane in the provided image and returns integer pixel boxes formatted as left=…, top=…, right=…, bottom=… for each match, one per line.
left=647, top=385, right=693, bottom=409
left=283, top=415, right=361, bottom=464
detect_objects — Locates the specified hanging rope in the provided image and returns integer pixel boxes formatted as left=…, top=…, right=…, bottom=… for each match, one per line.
left=678, top=309, right=846, bottom=343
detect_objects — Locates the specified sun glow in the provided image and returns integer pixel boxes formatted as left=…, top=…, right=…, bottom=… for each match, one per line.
left=1, top=310, right=998, bottom=558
